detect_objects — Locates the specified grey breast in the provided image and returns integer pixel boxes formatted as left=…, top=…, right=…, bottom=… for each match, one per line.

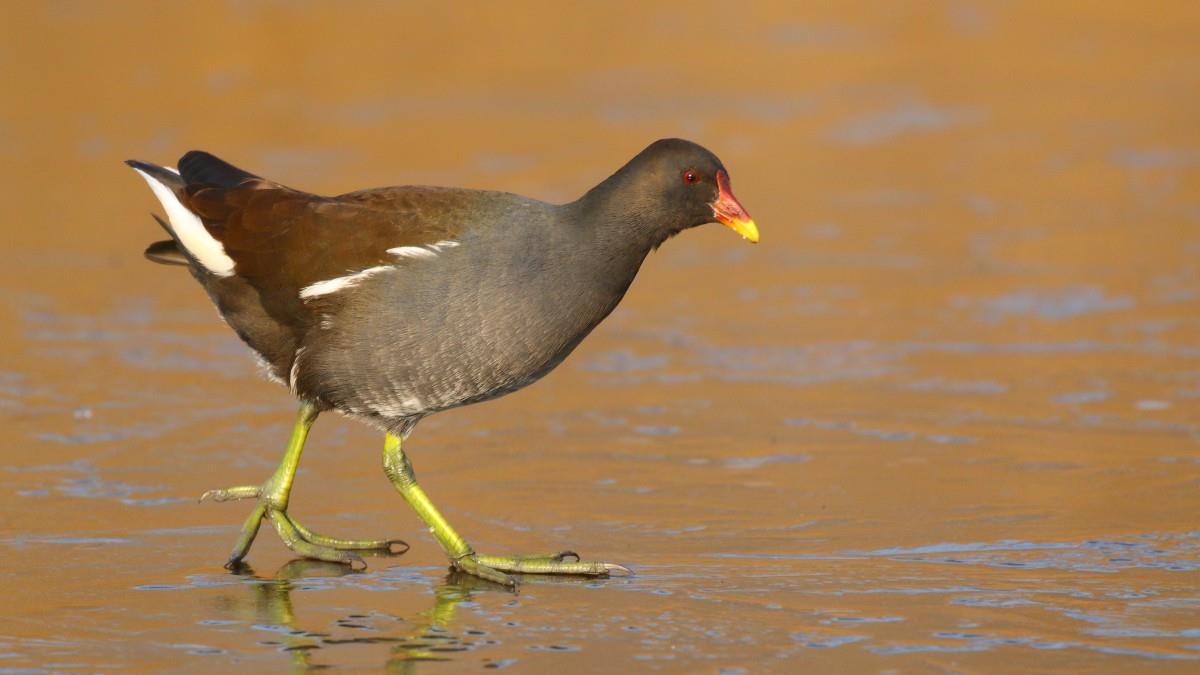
left=303, top=197, right=640, bottom=423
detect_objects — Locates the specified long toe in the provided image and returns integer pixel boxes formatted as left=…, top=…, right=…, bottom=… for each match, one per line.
left=473, top=553, right=633, bottom=577
left=287, top=515, right=409, bottom=555
left=270, top=511, right=367, bottom=569
left=453, top=556, right=518, bottom=588
left=199, top=485, right=261, bottom=503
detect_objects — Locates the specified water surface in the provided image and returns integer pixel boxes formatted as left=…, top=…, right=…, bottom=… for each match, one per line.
left=1, top=2, right=1198, bottom=671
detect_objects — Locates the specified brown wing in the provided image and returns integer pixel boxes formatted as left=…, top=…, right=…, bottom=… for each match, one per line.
left=176, top=151, right=468, bottom=331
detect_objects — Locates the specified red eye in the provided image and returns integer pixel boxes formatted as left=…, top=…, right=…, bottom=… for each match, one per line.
left=683, top=170, right=698, bottom=184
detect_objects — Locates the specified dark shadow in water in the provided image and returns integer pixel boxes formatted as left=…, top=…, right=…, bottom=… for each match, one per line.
left=221, top=560, right=512, bottom=671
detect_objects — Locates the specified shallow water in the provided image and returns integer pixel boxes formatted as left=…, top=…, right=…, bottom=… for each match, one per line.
left=2, top=2, right=1199, bottom=672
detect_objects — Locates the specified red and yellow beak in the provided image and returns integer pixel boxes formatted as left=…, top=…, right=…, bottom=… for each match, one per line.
left=712, top=169, right=759, bottom=243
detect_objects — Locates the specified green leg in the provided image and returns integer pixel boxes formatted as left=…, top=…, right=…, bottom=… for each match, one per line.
left=201, top=403, right=408, bottom=568
left=382, top=432, right=631, bottom=587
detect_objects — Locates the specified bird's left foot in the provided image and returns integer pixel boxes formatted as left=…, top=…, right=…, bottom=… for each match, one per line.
left=453, top=550, right=632, bottom=587
left=381, top=432, right=631, bottom=587
left=200, top=485, right=408, bottom=570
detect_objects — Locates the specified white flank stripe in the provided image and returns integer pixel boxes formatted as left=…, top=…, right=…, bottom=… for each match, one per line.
left=366, top=395, right=424, bottom=418
left=252, top=352, right=286, bottom=385
left=388, top=246, right=438, bottom=259
left=299, top=265, right=394, bottom=300
left=388, top=240, right=459, bottom=260
left=289, top=346, right=306, bottom=391
left=133, top=168, right=235, bottom=277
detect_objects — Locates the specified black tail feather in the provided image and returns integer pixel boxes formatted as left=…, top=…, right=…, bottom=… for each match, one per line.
left=178, top=151, right=261, bottom=189
left=125, top=159, right=184, bottom=190
left=144, top=239, right=189, bottom=266
left=150, top=213, right=173, bottom=236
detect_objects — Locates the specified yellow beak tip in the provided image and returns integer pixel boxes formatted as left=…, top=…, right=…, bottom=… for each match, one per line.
left=732, top=219, right=759, bottom=243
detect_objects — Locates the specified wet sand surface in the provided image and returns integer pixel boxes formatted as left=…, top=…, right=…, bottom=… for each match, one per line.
left=2, top=2, right=1199, bottom=672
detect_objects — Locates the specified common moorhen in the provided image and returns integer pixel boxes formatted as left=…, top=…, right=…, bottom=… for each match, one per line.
left=126, top=138, right=758, bottom=586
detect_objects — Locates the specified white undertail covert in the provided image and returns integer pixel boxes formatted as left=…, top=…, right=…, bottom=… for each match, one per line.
left=133, top=167, right=236, bottom=277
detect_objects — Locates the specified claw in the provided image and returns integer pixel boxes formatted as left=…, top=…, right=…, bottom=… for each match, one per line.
left=601, top=562, right=634, bottom=576
left=199, top=486, right=260, bottom=503
left=225, top=560, right=254, bottom=575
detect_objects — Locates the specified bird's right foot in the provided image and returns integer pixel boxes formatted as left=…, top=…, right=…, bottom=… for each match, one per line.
left=200, top=484, right=408, bottom=569
left=453, top=550, right=633, bottom=587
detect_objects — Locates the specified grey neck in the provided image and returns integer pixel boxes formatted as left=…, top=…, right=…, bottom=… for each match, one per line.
left=564, top=170, right=668, bottom=257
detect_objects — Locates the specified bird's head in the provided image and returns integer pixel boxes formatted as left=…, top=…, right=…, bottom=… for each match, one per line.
left=617, top=138, right=758, bottom=247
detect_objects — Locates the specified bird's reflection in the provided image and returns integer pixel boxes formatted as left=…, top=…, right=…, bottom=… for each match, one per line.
left=219, top=560, right=509, bottom=670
